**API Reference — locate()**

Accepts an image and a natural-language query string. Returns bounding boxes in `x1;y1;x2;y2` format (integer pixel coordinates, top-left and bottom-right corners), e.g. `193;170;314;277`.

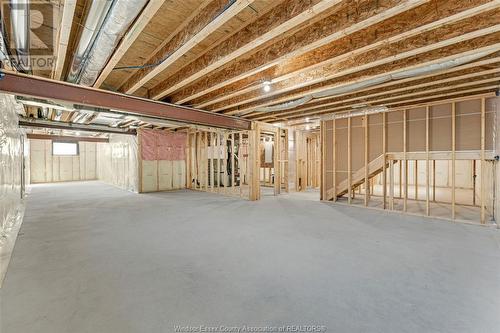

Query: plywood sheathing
148;0;342;100
217;23;500;114
180;1;491;107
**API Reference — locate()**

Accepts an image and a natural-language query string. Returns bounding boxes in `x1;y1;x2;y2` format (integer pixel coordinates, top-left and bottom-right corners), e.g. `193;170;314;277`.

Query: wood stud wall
321;96;496;224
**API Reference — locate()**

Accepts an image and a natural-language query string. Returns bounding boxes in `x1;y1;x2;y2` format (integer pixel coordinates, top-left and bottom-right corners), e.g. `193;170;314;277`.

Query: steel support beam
26;133;109;143
0;71;251;130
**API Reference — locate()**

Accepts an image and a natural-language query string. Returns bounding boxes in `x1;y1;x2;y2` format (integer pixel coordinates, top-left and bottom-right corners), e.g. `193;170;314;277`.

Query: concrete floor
2;181;500;333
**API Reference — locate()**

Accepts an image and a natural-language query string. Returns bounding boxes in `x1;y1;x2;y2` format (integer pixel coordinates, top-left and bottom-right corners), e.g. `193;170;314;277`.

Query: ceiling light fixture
263;80;272;92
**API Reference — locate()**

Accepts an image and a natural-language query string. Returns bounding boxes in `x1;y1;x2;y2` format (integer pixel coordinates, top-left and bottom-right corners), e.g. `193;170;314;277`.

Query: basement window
52;142;79;156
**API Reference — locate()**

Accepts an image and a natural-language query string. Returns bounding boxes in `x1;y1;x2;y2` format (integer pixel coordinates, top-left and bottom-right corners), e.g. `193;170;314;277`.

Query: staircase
327;154;394;200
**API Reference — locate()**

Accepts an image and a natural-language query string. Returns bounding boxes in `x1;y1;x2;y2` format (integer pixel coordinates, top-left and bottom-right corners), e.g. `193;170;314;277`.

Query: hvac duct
8;0;30;72
67;0;148;86
66;0;113;83
251;50;498;114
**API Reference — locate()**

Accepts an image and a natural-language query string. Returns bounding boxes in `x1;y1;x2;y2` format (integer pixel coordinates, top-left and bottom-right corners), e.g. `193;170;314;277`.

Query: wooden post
480;97;486;224
451;102;456;220
321;121;326;200
472;160;476;206
186;131;192;189
210;132;214;191
426;106;430;216
364;115;369;206
414;160;418;201
274;128;281;195
239;132;243;197
382;112;387;209
432;160;436;202
332;119;336;201
284;129;289;193
403;110;407;212
138;128;143;193
217;132;221;191
399;161;402;199
389;157;394;210
204;131;208;191
347;115;352;204
231;133;235;191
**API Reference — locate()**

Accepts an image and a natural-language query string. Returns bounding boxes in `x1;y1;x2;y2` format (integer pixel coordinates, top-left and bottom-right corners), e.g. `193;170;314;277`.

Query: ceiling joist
148;0;350;100
191;1;499;109
221;34;500;115
93;0;166;88
121;0;255;95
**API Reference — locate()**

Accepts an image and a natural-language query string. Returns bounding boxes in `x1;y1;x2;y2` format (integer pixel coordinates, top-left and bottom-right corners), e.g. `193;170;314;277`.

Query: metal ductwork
66;0;113;83
7;0;31;72
250;50;498;114
67;0;148;86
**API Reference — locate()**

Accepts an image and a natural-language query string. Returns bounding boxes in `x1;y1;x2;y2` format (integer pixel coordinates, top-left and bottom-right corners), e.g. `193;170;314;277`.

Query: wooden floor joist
148;0;346;100
175;0;432;106
121;0;255;94
194;1;498;110
252;62;500;121
221;32;500;115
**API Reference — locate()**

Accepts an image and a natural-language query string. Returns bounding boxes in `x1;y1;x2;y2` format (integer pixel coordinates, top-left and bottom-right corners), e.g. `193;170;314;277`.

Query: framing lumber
93;0;166;88
332;118;336;201
364;115;369;206
382;112;387;209
321;121;326;200
52;0;77;80
414;160;418;201
389;157;394;210
231;133;235;190
149;0;345;100
347;115;352;204
253;61;500;121
451;102;456;219
122;0;254;94
276;85;498;122
403;110;407;212
175;0;432;106
425;106;430;216
480;97;486;223
222;36;500;115
195;0;494;109
0;71;251;130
